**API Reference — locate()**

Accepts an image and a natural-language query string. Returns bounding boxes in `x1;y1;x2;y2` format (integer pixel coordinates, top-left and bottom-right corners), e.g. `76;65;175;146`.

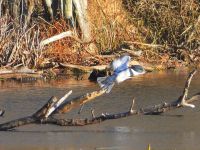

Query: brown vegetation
0;0;199;78
123;0;200;63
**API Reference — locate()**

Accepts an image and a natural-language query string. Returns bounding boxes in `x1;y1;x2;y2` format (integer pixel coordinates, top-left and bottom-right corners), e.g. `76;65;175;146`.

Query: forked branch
0;69;198;130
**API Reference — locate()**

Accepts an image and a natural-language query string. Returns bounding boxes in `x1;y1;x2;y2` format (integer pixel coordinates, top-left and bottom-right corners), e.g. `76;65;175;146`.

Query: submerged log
0;69;198;130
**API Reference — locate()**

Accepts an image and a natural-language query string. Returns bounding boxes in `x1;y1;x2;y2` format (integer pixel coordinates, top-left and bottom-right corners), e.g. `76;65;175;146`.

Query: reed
88;0;135;54
123;0;200;51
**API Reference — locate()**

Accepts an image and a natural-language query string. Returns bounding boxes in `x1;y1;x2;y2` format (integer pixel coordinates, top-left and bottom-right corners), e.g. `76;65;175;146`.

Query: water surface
0;70;200;150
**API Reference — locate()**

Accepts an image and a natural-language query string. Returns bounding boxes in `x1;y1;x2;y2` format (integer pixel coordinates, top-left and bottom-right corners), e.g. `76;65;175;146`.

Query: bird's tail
97;76;115;93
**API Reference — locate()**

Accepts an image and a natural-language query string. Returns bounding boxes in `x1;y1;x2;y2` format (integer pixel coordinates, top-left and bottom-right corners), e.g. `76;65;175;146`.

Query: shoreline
0;59;198;82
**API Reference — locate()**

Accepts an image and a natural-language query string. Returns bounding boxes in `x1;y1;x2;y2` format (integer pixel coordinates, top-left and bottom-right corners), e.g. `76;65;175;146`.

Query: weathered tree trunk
73;0;92;42
0;0;3;17
25;0;35;27
63;0;73;19
8;0;20;23
2;0;35;27
60;0;64;16
64;0;74;26
42;0;92;43
45;0;54;20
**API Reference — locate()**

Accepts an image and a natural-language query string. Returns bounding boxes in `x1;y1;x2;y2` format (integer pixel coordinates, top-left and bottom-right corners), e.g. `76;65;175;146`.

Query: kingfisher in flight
97;55;146;93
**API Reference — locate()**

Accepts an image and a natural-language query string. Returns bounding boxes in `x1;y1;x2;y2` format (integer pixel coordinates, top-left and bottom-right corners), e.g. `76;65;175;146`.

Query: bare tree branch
0;70;199;131
178;69;197;108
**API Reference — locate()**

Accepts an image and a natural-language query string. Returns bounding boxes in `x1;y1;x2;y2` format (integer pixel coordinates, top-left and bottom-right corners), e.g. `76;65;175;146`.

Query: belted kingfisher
97;55;145;93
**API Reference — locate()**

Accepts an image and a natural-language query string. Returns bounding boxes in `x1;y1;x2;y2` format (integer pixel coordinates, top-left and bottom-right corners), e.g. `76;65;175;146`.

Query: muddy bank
0;55;199;82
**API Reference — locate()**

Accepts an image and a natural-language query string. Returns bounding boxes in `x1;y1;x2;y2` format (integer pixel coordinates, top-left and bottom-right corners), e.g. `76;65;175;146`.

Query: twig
78;104;84;114
178;69;197;108
129;99;135;114
0;109;5;117
91;108;95;119
124;41;165;48
121;48;142;57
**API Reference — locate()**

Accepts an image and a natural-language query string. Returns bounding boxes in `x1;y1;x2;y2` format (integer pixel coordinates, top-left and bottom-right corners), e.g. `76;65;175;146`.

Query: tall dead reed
123;0;200;52
88;0;136;54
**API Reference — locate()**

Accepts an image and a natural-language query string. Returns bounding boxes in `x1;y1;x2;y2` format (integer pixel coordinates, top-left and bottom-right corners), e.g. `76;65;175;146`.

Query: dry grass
0;0;199;69
88;0;137;54
39;20;78;63
38;0;135;65
0;14;42;68
123;0;200;51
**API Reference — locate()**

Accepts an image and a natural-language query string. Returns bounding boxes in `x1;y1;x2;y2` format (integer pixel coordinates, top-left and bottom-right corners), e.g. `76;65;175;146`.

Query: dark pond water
0;70;200;150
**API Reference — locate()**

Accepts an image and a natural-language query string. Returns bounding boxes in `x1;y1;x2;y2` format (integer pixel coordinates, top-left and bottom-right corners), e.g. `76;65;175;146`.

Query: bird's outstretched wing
97;76;116;93
97;55;131;93
111;55;130;73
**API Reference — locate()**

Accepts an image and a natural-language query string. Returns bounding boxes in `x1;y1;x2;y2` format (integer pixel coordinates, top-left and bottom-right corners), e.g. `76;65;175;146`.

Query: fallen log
0;67;43;81
0;69;198;130
0;68;39;75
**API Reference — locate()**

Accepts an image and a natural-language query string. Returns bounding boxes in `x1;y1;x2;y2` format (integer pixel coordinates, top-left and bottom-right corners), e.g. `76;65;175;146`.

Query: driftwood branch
56;89;106;114
0;67;42;80
40;31;73;46
59;63;107;72
37;92;200;127
59;60;151;73
0;68;38;75
0;69;198;130
40;31;85;47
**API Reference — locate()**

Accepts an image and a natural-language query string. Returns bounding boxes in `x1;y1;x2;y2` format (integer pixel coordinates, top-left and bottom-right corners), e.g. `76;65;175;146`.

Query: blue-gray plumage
131;65;145;73
97;55;145;93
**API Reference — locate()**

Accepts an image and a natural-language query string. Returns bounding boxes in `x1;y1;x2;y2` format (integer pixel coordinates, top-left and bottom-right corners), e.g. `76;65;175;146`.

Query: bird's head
130;65;146;75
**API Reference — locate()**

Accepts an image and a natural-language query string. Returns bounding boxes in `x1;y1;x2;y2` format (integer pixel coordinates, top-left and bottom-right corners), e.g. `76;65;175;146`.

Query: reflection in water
0;70;200;150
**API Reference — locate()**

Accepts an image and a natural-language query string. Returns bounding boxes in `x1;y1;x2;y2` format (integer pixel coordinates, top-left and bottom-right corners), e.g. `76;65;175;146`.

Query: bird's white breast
115;68;143;83
115;69;131;83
